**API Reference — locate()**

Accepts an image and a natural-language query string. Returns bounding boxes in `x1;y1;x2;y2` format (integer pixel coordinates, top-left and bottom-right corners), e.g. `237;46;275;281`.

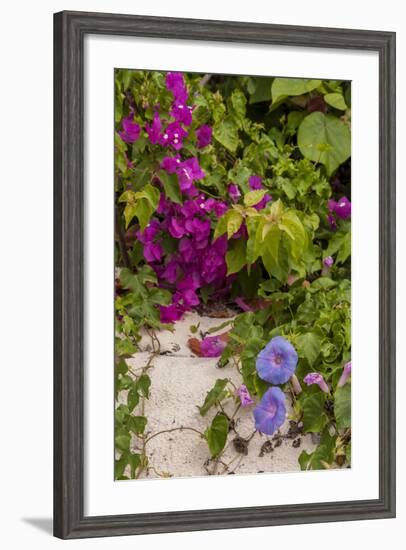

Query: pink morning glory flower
253;387;286;435
236;384;255;407
303;372;330;393
323;256;334;268
196;125;213;148
256;336;298;385
337;361;352;387
290;374;302;395
322;255;334;276
118;114;141;143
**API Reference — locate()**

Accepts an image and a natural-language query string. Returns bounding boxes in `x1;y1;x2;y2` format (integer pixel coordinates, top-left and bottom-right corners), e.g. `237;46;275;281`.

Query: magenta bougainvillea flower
327;213;337;230
160;121;188;150
248;175;263;190
136;221;163;263
256;336;298;385
328;196;351;220
170;101;193;126
161;259;179;283
204;198;228;217
196;125;213;148
248;175;272;210
118;114;141;143
337;361;352;387
177;157;205;194
303;372;330;393
145;111;162;144
200;335;227;357
143;241;163;263
161;156;205;197
228;183;241;202
133;73;235;324
161;155;181;173
165;72;188;103
159;302;185;323
201;235;228;284
236;384;255;407
253;387;286;435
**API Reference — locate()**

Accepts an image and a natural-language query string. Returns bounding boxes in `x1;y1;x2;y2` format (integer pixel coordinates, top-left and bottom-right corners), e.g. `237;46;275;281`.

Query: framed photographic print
54;10;396;539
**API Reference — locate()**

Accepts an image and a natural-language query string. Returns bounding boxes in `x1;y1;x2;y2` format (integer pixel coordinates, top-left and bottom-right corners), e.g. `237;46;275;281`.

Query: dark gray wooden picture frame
54;10;396;539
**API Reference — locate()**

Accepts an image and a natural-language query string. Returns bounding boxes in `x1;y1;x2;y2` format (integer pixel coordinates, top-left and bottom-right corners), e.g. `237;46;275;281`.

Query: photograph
114;69;352;480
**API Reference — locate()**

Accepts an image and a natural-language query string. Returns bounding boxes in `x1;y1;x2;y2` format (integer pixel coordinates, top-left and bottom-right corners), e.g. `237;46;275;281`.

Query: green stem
144;426;205;445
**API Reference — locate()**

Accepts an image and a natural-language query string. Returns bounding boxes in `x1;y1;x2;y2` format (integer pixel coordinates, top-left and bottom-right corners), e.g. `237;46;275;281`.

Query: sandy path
120;312;316;479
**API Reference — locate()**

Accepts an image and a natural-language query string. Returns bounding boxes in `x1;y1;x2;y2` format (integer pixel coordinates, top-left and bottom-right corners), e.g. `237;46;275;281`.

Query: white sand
120;312;316;479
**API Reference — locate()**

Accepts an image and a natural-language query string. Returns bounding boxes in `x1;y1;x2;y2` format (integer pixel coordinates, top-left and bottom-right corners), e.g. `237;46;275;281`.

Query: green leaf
128;415;147;435
269;199;284;221
127;453;141;478
296;332;322;366
302;392;327;432
114;456;127;479
310;277;338;291
244;189;268;207
213;213;228;240
249;77;273;104
334;383;351;430
298;428;335;470
272;78;322;104
226;238;246;275
137;183;160;209
261;226;286;281
115;430;131;452
324;92;347;111
298;112;351;175
336;232;351;264
213;117;239;152
136;374;151;399
127;385;140;411
287;111;306;131
115;338;136;357
205;414;229;457
326;230;351;264
199;379;229;416
149;287;172;305
246;217;262;265
279;211;307;259
230;89;247;126
158;170;182;204
226;210;243;238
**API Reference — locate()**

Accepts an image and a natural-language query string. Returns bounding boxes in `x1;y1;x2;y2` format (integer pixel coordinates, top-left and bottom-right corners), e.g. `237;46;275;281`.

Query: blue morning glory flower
256;336;298;385
253;387;286;435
